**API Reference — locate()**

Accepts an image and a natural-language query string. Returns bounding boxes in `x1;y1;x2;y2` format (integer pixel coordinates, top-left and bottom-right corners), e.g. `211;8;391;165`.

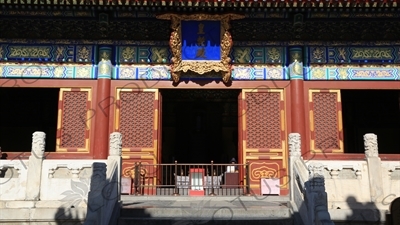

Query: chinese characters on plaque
156;13;244;83
181;21;221;61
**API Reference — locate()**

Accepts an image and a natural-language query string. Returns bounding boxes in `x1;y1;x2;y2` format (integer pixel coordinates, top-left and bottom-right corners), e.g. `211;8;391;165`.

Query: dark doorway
161;89;240;164
0;88;59;153
341;89;400;154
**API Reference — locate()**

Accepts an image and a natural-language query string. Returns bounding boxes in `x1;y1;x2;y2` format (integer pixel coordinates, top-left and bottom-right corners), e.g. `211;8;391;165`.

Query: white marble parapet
0;159;29;201
40;160;107;201
306;160;365;178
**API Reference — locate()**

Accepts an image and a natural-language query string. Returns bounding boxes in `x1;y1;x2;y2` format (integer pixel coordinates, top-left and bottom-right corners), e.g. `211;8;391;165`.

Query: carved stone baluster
364;133;383;202
355;170;362;179
329;169;340;179
364;133;379;158
289;133;301;158
109;132;122;157
327;165;342;179
107;132;122;202
289;133;301;203
68;164;82;179
307;163;334;225
25;131;46;201
48;165;57;178
308;163;325;191
85;162;107;224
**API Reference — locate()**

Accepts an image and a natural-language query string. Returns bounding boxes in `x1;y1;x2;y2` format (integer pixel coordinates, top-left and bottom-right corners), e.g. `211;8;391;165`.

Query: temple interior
160;89;240;164
0;87;59;152
342;89;400;154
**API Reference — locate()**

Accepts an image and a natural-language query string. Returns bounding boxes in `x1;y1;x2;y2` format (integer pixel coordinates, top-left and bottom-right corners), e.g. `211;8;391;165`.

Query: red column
289;46;307;156
93;78;111;159
93;46;113;159
290;79;307;156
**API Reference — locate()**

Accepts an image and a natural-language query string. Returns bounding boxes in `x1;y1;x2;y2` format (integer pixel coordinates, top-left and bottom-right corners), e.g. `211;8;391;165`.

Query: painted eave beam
0;0;398;7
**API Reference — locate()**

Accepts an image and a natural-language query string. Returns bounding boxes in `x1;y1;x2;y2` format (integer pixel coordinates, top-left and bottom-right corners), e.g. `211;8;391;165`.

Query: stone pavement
119;195;294;224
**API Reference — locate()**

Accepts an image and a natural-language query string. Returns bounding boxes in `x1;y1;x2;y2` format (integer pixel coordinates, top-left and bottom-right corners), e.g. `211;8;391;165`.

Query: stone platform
119;195;294;225
0;200;86;225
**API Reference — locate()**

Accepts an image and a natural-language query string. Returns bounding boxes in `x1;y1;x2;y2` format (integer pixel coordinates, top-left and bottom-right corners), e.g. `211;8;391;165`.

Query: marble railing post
99;132;123;225
25;131;46;201
108;132;122;200
84;162;107;225
307;163;334;225
364;133;384;202
289;133;302;202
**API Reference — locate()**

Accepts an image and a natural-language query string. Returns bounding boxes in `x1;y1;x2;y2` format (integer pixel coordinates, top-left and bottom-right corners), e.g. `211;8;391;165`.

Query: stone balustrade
0;131;122;225
289;132;400;225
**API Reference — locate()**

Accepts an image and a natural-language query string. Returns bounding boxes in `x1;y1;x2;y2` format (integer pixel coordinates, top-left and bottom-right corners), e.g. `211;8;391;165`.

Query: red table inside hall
225;172;239;188
189;168;205;196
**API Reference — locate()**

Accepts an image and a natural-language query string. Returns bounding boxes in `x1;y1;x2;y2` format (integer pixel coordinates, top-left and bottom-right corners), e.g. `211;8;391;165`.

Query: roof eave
0;0;398;7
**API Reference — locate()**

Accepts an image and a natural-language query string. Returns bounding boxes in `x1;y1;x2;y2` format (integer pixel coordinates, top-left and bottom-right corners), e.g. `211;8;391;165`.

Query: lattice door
115;89;159;160
240;89;288;195
115;88;160;191
56;88;92;152
309;90;343;153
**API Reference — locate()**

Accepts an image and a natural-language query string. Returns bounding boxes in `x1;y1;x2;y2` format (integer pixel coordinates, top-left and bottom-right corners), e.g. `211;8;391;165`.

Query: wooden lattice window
115;89;159;154
56;88;92;152
309;90;343;153
245;91;282;149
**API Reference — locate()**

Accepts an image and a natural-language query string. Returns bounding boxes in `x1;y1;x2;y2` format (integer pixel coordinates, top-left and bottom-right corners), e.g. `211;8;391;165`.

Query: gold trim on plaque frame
156;13;244;83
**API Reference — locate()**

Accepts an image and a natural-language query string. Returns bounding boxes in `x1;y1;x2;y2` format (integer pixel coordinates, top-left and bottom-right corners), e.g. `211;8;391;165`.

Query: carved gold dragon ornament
157;13;244;83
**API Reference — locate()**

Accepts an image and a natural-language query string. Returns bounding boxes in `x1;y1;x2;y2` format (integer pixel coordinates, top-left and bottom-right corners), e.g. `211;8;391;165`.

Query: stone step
120;196;293;225
118;218;294;225
120;205;292;218
0;200;86;224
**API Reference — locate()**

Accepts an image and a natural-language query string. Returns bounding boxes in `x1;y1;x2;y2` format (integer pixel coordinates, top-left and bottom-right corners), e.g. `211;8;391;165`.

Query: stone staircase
118;196;295;225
